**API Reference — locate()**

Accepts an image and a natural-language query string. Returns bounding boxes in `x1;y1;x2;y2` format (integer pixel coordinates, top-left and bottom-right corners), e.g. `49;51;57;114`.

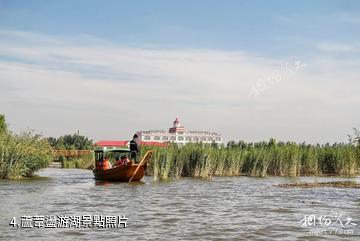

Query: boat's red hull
93;164;145;182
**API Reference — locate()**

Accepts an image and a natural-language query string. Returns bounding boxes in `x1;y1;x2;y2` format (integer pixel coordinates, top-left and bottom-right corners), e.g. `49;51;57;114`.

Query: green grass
0;131;53;179
142;141;359;180
61;153;95;169
57;140;359;180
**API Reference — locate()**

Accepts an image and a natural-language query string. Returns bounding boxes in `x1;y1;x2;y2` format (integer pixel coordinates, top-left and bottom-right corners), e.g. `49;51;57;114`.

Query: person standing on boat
130;134;140;163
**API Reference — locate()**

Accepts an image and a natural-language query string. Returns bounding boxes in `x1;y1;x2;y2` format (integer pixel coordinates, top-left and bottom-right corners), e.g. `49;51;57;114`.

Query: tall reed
142;140;359;180
0;131;53;179
61;153;95;169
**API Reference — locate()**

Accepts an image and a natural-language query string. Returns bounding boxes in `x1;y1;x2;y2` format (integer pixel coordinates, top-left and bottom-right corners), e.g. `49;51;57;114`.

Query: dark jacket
129;139;140;153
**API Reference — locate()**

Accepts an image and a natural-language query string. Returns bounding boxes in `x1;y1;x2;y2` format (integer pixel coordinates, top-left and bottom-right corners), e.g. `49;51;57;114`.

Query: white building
136;118;223;145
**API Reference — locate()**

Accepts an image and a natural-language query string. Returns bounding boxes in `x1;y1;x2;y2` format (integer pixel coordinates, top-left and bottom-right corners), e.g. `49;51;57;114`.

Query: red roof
95;140;128;147
174;117;180;123
95;140;169;147
140;141;169;147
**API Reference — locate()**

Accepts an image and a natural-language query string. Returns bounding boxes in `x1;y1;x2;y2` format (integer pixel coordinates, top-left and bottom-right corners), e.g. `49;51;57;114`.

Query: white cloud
0;30;359;143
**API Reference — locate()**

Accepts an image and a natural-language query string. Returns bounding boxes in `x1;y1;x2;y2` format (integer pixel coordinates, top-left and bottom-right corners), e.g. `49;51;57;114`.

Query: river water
0;168;359;240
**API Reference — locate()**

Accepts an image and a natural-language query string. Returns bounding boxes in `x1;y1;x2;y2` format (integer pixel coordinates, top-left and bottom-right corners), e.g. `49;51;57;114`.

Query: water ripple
0;168;359;240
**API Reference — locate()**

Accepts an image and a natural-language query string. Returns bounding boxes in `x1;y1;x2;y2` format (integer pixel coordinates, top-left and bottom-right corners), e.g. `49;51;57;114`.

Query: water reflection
94;180;145;186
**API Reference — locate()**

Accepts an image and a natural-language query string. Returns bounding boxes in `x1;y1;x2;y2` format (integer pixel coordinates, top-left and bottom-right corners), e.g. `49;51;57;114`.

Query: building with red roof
136;117;223;145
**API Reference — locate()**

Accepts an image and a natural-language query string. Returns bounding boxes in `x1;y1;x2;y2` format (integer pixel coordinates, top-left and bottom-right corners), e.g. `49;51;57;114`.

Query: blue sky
1;0;360;55
0;0;359;143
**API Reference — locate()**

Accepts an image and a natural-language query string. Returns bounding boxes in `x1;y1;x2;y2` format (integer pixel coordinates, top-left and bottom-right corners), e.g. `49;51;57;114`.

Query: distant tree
227;140;237;148
0;114;7;133
47;133;93;150
237;140;247;149
47;137;57;147
254;141;267;148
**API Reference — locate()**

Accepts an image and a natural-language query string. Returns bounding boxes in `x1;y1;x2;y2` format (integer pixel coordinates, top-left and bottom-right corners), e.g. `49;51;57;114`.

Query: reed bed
0;131;53;179
61;153;95;169
143;141;359;180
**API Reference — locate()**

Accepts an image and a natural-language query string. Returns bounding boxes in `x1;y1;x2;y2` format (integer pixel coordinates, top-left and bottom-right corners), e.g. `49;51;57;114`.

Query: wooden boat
93;148;154;182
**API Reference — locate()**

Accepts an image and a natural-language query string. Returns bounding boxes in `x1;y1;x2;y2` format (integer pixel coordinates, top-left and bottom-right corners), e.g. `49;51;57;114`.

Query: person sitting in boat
115;155;131;166
122;155;131;165
114;156;124;167
103;157;112;170
114;156;120;166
